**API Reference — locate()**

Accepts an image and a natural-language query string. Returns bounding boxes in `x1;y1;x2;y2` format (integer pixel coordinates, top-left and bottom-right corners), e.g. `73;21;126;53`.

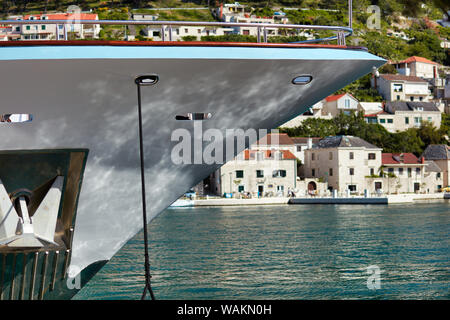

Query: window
408;168;412;177
370;168;375;176
419;97;423;101
257;152;263;161
256;170;264;178
26;26;30;30
238;185;244;193
297;146;302;152
380;119;386;123
410;96;414;101
329;168;333;176
311;153;315;161
416;168;421;174
399;168;403;175
58;25;63;30
15;26;20;32
368;153;376;160
349;152;354;160
312;169;315;177
375;182;382;190
184;28;188;33
344;99;350;108
41;25;46;30
236;170;244;178
388;168;394;174
437;172;441;179
387;119;393;123
348;185;357;191
396;95;400;101
405;117;409;124
273;170;286;178
349;168;354;175
428;117;432;122
277;185;284;192
329;152;333;160
292;75;313;85
393;84;403;92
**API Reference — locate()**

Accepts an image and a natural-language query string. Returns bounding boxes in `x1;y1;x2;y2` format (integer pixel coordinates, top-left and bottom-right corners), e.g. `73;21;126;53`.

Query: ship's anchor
0;177;63;247
135;75;159;300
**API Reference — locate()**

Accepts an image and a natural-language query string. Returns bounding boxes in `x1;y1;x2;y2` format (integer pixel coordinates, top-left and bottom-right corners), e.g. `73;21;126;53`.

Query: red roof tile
242;149;296;160
255;133;294;146
397;56;438;65
23;13;98;20
382;153;422;165
290;137;321;144
324;93;357;102
380;74;427;83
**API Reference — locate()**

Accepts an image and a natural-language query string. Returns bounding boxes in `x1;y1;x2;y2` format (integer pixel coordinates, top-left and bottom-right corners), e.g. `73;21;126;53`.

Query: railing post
168;25;172;41
263;27;267;43
161;24;165;41
257;26;261;43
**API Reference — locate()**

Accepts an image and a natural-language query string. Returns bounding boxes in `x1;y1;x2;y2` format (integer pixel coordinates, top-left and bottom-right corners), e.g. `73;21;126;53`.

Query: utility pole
348;0;352;29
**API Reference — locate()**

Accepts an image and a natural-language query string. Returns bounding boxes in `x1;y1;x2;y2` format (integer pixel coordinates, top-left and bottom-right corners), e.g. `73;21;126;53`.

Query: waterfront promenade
172;192;448;207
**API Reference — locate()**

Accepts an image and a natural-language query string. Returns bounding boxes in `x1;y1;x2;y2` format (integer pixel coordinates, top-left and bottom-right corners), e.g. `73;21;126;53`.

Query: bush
181;35;197;41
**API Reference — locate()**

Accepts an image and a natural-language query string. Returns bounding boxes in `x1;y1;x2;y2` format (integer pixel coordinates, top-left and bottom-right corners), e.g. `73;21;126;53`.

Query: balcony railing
0;19;353;45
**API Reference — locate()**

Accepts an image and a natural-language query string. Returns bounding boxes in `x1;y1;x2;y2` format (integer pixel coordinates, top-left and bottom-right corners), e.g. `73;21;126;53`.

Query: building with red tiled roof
254;133;294;147
380;152;443;193
242;149;297;160
322;92;359;117
382;153;423;165
8;12;100;41
392;56;440;79
211;144;298;197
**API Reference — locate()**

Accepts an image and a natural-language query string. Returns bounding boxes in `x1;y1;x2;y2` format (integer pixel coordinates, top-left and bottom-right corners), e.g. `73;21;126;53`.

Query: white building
143;25;234;41
131;13;158;21
213;149;298;197
372;74;432;102
392;56;439;79
322;93;359;116
9;12;100;40
250;133;296;154
215;2;288;37
422;144;450;188
304;136;382;194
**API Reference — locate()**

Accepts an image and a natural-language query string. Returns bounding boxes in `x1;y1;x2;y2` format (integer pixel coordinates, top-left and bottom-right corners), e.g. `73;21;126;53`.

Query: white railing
0;19;353;45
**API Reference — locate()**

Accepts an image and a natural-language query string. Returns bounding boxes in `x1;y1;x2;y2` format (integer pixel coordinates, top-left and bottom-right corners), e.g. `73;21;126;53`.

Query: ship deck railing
0;19;353;45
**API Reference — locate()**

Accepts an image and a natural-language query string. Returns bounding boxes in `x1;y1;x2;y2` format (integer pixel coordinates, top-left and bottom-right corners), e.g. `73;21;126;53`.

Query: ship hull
0;45;385;298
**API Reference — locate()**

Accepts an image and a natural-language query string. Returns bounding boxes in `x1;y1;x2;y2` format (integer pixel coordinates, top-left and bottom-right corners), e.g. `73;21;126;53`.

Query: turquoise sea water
74;201;449;300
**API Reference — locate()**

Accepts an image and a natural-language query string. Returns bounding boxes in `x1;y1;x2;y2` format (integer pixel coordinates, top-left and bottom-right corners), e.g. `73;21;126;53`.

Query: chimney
433;66;437;79
307;137;312;149
372;67;379;88
421;156;425;164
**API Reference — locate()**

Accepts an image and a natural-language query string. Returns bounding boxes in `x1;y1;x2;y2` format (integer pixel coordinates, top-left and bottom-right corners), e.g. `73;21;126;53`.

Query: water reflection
75;201;449;300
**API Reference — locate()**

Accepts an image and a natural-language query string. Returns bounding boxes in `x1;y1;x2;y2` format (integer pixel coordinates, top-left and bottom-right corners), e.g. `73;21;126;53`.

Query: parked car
439;186;450;192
